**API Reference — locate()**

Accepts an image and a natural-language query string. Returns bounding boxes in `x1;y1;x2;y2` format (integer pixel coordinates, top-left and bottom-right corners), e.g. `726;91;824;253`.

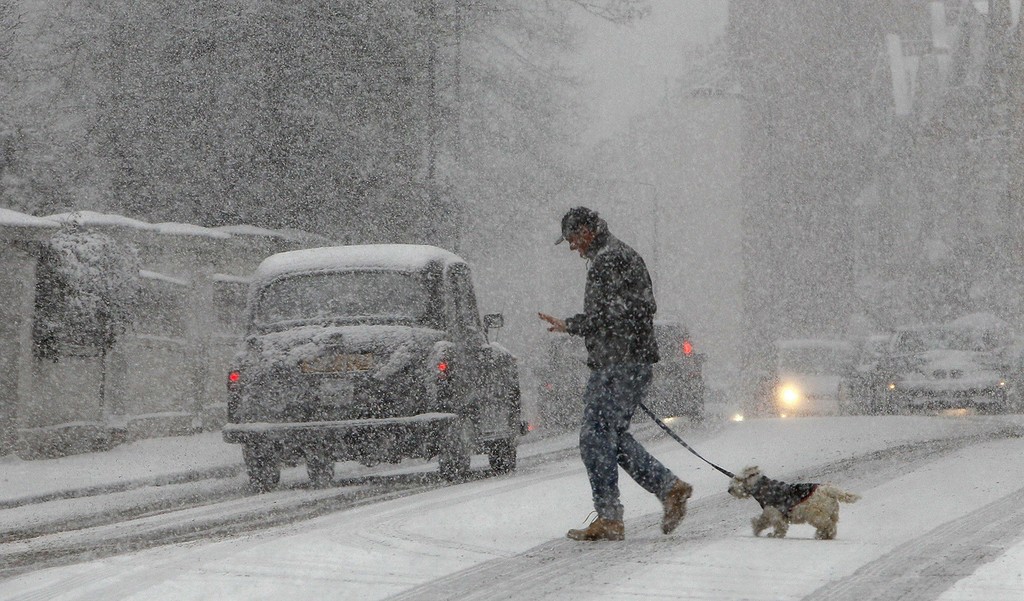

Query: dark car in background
881;313;1012;414
222;244;523;491
648;320;707;422
535;319;706;429
535;335;589;430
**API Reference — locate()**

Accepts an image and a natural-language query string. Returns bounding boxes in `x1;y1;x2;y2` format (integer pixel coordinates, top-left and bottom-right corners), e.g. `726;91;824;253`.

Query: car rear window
254;270;429;327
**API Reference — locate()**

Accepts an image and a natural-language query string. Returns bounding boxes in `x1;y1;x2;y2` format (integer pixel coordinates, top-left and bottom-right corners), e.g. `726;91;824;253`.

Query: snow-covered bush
33;228;141;359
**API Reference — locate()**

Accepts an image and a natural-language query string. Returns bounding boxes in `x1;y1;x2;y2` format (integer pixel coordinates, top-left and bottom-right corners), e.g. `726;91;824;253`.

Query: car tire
488;438;517;473
439;419;472;481
243;443;281;493
306;453;335;488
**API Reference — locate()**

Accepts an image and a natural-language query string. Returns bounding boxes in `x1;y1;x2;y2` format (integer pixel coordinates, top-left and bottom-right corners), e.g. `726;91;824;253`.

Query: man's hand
538;312;567;333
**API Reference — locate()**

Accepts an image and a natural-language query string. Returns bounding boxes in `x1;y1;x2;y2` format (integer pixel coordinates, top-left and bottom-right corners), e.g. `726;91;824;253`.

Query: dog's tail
818;484;860;503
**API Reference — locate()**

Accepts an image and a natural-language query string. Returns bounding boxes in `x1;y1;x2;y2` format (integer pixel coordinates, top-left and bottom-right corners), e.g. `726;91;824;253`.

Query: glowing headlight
777;384;802;408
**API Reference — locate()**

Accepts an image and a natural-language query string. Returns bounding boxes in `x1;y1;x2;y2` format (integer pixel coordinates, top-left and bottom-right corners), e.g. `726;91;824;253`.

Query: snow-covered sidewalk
0;432;242;507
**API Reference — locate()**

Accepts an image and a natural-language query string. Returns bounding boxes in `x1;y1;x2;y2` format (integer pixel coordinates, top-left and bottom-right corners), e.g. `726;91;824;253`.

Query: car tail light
227;369;241;391
437;361;449;379
682;340;694;356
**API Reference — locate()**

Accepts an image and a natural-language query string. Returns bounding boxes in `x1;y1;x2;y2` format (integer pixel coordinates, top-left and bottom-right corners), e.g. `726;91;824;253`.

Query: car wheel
306;453;335;488
243;443;281;493
439;419;472;481
488;438;517;473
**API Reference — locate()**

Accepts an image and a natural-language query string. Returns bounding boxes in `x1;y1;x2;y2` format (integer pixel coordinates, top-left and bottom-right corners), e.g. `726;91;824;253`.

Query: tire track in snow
802;483;1024;601
384;430;1015;601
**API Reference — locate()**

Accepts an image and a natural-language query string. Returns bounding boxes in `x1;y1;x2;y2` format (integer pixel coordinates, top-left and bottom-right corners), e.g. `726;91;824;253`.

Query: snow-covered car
222;244;524;491
770;338;855;417
880;313;1011;414
535;320;706;429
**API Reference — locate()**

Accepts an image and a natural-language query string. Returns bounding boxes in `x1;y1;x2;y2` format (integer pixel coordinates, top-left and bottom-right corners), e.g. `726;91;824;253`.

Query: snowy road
0;434;586;578
2;414;1023;600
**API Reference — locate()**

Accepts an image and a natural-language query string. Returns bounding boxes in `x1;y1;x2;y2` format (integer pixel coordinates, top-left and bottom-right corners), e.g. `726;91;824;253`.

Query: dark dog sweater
749;476;819;516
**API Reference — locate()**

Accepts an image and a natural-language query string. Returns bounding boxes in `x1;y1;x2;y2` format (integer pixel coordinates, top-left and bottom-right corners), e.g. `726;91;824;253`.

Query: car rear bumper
222;412;458;447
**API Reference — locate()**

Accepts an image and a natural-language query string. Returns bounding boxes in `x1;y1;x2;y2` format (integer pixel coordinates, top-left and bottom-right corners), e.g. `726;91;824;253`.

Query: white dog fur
727;466;859;540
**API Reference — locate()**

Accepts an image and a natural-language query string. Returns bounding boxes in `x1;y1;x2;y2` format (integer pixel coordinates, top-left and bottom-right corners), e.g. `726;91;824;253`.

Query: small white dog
727;466;859;540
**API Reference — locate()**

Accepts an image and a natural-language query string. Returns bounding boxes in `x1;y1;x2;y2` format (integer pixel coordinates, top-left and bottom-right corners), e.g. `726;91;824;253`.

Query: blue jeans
580;363;677;521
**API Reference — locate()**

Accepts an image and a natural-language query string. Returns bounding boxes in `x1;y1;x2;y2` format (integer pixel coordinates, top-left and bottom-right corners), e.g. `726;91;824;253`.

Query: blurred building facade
729;0;1022;390
0;209;322;458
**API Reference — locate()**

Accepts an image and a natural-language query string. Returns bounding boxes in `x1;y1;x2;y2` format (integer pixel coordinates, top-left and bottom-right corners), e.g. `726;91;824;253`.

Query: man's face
566;227;594;258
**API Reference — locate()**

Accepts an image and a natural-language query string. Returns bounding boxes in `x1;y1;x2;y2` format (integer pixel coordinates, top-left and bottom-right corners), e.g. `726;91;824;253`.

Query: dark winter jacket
749;476;819;516
564;231;660;369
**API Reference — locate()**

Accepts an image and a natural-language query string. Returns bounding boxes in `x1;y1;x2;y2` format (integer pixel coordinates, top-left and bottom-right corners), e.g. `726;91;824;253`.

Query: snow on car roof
45;210;156;230
0;208;59;229
212;273;252;284
894;313;1009;334
213;224;297;240
946;312;1007;330
152;222;232;239
777;338;853;350
254;244;466;281
140;269;190;287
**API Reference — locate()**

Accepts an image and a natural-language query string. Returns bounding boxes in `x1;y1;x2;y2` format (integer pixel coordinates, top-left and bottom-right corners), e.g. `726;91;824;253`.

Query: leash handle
637;401;734;479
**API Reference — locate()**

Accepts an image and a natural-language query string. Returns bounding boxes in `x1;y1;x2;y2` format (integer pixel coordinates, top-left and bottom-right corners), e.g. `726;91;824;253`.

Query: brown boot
566;517;625;541
662;479;693;534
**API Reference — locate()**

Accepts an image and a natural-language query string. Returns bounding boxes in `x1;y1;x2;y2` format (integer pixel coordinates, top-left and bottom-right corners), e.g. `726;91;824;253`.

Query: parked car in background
222;244;523;491
838;334;892;414
769;338;855;417
535;335;589;430
648;320;706;423
535;319;707;429
881;313;1012;414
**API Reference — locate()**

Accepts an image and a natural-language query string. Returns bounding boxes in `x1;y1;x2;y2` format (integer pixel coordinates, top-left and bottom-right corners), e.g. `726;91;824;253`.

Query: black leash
637;401;734;478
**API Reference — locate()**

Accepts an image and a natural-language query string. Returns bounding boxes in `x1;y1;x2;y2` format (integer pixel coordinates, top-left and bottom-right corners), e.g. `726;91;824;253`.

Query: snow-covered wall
0;210;58;456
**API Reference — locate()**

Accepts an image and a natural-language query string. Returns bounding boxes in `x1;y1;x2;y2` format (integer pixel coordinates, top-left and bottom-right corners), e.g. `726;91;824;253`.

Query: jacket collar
583;230;611;260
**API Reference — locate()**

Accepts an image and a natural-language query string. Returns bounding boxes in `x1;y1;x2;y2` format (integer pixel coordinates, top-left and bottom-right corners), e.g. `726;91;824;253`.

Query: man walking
539;206;692;541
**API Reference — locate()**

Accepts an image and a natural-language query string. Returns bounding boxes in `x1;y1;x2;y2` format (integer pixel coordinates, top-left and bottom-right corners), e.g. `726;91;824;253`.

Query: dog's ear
743;466;760;478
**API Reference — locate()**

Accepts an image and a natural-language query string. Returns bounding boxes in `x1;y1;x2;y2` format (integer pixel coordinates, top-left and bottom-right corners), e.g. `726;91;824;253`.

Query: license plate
319;378;354;405
478;402;504;433
301;353;375;373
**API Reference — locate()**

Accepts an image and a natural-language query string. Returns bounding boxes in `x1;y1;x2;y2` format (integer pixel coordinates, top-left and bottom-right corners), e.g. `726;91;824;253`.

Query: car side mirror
483;313;504;330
